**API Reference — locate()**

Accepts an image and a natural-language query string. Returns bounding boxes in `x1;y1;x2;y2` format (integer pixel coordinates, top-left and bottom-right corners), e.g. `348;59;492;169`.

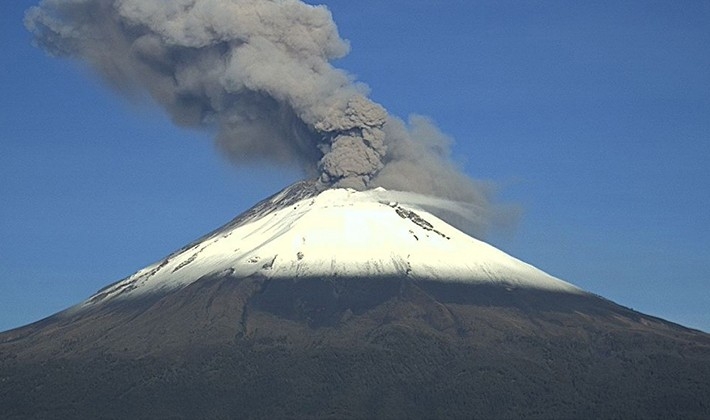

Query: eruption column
26;0;498;235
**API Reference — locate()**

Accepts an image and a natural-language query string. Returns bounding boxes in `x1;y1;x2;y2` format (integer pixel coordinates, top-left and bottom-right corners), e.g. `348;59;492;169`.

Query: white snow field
85;184;582;306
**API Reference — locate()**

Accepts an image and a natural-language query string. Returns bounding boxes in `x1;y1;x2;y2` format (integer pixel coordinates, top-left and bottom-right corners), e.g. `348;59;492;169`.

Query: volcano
1;181;709;419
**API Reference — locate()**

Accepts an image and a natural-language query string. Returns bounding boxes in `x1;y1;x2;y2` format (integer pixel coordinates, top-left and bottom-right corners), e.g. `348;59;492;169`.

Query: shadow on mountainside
1;276;709;419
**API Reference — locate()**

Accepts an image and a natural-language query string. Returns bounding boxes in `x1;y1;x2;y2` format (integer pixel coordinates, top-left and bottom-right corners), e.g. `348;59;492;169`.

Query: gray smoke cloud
25;0;500;236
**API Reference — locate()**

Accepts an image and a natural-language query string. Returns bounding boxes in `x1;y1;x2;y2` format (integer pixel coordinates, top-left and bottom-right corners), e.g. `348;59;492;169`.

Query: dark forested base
2;276;709;419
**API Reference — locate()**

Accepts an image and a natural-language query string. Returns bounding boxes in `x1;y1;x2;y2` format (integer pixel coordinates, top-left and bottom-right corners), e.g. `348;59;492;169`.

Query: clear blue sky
2;1;708;333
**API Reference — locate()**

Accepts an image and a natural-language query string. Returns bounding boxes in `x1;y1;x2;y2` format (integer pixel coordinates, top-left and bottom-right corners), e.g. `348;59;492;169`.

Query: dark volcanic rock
1;276;709;419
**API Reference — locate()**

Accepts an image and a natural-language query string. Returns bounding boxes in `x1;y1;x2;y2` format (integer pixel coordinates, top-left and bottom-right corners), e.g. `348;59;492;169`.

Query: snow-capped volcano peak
86;182;581;306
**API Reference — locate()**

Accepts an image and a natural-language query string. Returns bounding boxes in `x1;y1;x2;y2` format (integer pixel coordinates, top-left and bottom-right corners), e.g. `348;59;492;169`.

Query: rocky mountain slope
1;182;709;419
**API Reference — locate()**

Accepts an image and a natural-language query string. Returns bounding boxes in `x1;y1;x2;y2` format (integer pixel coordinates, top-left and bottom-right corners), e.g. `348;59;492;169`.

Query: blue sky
1;0;708;332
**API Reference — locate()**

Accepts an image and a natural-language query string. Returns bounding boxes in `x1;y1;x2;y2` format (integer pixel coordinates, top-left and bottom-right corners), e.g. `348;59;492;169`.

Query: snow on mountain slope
85;182;582;306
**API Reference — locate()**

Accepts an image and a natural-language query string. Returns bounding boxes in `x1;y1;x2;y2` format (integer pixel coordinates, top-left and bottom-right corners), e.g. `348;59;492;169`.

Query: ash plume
25;0;498;235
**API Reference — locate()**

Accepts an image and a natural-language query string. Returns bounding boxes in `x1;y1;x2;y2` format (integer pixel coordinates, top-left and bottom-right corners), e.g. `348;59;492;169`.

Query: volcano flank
1;182;709;419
